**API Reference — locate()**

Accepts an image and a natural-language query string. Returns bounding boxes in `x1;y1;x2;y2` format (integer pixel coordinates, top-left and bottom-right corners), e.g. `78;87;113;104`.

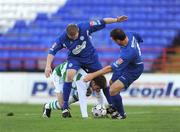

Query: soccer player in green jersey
43;62;107;118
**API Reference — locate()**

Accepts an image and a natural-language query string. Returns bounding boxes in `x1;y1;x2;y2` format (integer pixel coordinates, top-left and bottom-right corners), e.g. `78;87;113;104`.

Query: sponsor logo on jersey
72;41;86;55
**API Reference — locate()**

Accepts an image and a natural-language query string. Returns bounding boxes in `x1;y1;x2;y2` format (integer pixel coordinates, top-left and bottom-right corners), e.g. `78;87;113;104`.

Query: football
91;104;107;118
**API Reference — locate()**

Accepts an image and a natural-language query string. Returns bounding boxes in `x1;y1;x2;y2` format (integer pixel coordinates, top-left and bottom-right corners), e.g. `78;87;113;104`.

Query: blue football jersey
111;32;144;74
48;19;106;61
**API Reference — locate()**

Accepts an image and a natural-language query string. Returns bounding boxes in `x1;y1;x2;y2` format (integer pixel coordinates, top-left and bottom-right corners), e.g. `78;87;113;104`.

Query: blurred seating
0;0;179;71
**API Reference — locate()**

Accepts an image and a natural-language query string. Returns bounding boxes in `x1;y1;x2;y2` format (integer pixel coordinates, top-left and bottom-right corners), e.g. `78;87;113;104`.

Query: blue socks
103;87;125;116
103;87;113;104
111;93;125;116
63;82;72;110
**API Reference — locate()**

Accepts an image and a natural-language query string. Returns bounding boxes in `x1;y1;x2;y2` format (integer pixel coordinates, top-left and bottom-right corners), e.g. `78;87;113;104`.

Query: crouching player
42;62;107;118
84;28;144;119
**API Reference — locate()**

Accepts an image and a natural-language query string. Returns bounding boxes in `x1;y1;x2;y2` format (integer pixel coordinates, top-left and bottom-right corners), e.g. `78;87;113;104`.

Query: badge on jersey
68;63;73;68
116;58;124;65
90;20;101;26
113;58;124;68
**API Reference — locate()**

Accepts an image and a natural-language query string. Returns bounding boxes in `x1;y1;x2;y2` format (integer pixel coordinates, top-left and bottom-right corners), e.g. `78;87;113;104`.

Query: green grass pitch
0;104;180;132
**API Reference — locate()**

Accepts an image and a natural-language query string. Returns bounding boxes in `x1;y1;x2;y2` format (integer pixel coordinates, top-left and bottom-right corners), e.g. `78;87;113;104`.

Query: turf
0;104;180;132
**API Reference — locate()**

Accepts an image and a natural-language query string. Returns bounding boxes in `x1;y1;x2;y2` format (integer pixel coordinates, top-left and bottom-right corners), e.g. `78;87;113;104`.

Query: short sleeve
48;34;66;55
81;19;106;34
111;51;135;71
133;33;143;43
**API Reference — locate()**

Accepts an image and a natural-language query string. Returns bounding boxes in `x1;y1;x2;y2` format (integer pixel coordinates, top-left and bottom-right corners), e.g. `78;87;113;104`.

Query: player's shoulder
121;45;135;58
127;31;139;35
57;30;68;40
128;32;143;43
77;22;86;28
132;32;141;38
127;32;139;38
126;32;134;39
55;31;70;46
77;22;89;31
121;48;134;56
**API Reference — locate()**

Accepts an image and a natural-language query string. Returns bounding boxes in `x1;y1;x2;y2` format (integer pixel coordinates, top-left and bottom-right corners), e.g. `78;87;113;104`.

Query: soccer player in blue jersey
45;16;128;118
84;28;144;119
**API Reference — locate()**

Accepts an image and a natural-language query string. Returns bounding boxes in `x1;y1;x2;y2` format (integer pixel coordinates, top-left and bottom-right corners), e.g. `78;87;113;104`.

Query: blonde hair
66;24;79;37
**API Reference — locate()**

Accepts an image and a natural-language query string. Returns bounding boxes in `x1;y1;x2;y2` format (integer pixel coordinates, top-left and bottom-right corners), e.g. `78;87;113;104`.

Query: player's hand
117;15;128;22
45;66;52;78
83;73;95;82
109;80;113;86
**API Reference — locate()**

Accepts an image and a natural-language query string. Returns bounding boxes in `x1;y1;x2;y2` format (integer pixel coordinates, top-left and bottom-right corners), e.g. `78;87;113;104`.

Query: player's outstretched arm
45;54;54;78
84;66;112;82
103;15;128;24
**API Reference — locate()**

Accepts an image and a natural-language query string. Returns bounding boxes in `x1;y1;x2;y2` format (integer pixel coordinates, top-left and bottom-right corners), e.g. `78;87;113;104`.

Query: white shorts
51;68;88;93
51;70;64;93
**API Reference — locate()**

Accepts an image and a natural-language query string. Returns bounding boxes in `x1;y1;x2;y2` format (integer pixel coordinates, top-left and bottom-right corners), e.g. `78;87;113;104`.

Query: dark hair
110;28;126;41
66;24;79;37
93;75;107;89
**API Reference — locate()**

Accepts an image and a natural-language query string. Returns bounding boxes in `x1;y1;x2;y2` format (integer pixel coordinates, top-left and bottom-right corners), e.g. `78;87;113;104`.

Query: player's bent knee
109;80;125;96
66;69;77;82
66;74;74;82
109;88;117;96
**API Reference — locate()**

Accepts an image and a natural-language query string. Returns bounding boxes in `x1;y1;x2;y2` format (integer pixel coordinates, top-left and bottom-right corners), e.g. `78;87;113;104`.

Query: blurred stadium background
0;0;180;72
0;0;180;132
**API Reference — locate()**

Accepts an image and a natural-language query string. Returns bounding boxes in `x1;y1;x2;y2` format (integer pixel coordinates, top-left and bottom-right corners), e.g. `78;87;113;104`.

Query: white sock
45;100;61;110
69;89;79;104
45;103;50;109
76;80;89;118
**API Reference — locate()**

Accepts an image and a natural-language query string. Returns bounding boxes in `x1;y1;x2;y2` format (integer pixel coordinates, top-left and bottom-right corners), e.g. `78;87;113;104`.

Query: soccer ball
91;104;107;118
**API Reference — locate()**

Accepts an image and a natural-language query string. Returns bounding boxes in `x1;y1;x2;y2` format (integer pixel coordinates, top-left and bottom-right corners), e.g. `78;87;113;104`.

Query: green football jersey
54;62;86;82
